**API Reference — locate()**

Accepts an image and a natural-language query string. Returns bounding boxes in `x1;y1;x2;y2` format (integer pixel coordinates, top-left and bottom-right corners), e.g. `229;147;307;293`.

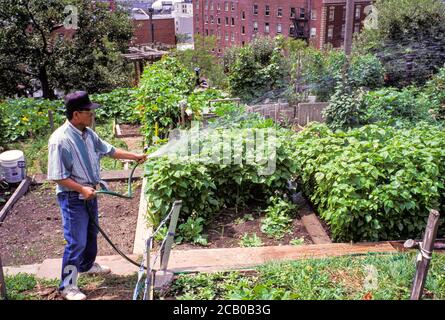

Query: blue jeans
57;191;98;290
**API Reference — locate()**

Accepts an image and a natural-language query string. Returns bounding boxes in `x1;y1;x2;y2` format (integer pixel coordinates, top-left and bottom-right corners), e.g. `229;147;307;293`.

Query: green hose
85;162;146;269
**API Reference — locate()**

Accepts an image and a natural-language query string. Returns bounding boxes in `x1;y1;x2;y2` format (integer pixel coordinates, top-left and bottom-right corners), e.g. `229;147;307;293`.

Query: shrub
363;87;432;124
227;37;288;102
293;123;445;242
323;82;367;131
421;66;445;121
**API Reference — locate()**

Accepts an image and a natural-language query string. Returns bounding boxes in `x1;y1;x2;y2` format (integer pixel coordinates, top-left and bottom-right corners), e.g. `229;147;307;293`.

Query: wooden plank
32;168;144;185
162;242;397;273
0;177;31;223
301;213;332;244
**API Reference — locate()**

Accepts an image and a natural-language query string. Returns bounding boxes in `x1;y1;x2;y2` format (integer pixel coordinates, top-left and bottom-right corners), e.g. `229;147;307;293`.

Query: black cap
65;91;100;112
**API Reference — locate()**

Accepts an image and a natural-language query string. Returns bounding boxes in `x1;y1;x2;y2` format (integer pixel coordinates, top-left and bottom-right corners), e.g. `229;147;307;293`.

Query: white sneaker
61;286;87;301
81;262;111;275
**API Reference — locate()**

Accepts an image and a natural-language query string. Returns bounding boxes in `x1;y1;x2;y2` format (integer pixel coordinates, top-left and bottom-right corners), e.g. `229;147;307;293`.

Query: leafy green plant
290;237;305;246
323;81;367;131
227;37;289;102
177;216;208;246
363;87;432;124
260;196;297;240
134;56;194;144
239;233;264;247
91;88;139;124
0;98;64;143
5;273;37;300
293;123;445;241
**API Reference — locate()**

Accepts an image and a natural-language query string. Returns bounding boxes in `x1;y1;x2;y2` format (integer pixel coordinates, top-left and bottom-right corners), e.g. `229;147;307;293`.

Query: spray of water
146;126;213;159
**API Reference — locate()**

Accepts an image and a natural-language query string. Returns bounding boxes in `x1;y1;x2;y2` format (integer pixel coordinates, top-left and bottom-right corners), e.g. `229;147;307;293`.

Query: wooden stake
410;209;440;300
0;254;6;300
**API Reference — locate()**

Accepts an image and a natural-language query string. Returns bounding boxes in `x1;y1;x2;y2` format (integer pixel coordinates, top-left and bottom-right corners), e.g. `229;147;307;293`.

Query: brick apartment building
193;0;372;54
132;14;176;45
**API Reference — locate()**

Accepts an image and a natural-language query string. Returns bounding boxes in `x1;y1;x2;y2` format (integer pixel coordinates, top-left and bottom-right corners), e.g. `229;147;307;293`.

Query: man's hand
81;186;96;200
134;153;147;164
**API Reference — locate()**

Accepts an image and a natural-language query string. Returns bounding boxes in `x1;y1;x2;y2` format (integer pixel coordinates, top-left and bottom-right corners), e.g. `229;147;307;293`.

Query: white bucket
0;150;26;183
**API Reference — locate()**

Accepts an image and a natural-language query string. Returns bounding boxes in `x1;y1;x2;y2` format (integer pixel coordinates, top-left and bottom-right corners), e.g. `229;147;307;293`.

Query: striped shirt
47;120;116;194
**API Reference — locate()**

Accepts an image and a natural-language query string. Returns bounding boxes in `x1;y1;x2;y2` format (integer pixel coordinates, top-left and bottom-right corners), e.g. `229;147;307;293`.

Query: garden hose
84;162;146;269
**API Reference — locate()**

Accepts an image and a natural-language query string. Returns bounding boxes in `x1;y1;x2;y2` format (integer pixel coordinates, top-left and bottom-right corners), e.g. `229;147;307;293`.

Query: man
47;91;146;300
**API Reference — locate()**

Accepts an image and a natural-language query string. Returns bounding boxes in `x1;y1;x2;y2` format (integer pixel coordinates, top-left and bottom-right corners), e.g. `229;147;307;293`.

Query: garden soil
0;181;141;266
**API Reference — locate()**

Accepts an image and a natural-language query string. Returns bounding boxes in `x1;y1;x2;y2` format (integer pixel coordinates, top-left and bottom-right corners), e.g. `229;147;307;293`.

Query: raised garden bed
166;205;313;251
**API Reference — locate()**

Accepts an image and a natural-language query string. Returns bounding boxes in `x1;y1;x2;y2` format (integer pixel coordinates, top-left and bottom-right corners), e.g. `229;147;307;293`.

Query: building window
225;16;229;25
231;32;235;41
225;32;229;40
277;23;282;34
355;5;361;19
354;22;360;33
210;29;214;35
231;17;235;26
242;25;245;34
253;4;258;15
205;29;209;35
289;24;295;35
225;1;229;11
196;16;199;22
242;41;245;46
196;1;199;9
265;5;270;16
328;25;333;39
277;7;283;17
217;17;221;24
242;11;246;19
341;24;345;38
217;2;220;11
210;0;213;10
342;6;346;20
205;15;208;23
217;30;221;38
210;15;214;23
265;22;270;33
310;27;316;38
290;7;296;18
329;7;335;21
231;2;235;11
311;9;317;20
253;21;258;32
205;0;208;10
300;8;305;19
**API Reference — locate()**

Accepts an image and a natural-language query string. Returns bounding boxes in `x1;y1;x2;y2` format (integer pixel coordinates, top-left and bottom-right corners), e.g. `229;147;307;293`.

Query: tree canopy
354;0;445;87
0;0;133;99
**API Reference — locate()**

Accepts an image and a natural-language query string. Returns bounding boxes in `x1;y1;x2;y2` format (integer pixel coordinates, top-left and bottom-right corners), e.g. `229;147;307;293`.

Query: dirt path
0;181;141;266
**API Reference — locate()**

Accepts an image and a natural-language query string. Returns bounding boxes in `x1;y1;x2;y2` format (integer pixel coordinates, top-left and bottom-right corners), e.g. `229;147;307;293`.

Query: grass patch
163;253;445;300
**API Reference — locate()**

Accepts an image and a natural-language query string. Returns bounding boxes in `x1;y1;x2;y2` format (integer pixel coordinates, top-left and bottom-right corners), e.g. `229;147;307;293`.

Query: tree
174;35;227;88
0;0;133;99
354;0;445;87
